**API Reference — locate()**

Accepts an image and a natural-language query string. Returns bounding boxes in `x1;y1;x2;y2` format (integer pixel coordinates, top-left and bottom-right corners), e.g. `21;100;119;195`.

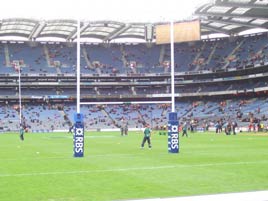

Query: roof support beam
68;22;90;41
28;21;46;40
103;24;131;42
205;18;262;29
215;0;268;9
195;11;268;20
202;24;230;35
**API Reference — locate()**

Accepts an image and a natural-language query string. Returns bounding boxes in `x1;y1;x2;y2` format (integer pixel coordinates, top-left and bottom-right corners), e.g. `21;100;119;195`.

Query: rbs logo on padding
169;124;178;149
168;123;179;153
74;125;84;157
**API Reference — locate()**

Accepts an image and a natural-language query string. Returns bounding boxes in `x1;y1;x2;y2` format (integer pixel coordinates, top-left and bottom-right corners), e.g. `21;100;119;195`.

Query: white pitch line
1;160;268;178
0;165;176;177
126;190;268;201
0;153;159;161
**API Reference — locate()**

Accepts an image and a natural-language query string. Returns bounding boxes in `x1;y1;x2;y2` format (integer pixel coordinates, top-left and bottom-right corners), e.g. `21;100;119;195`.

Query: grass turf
0;131;268;201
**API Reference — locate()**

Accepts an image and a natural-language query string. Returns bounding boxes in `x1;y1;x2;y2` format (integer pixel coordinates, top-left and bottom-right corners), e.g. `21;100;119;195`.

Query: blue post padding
168;112;179;153
73;113;84;157
74;113;83;123
169;112;177;121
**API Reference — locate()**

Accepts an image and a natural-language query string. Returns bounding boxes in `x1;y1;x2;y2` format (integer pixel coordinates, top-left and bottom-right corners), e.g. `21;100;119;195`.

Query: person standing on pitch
124;122;128;136
120;125;124;136
68;124;74;133
20;124;24;141
141;124;152;149
182;122;188;137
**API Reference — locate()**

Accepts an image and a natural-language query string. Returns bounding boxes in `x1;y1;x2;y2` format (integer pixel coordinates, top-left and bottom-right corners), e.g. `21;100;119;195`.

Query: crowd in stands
1;97;268;133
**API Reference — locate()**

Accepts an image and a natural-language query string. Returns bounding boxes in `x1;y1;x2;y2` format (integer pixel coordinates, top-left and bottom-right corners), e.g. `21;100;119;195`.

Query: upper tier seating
1;33;268;75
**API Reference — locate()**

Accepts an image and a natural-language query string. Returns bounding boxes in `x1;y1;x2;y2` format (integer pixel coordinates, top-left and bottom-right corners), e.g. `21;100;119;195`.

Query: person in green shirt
182;122;188;137
141;124;152;149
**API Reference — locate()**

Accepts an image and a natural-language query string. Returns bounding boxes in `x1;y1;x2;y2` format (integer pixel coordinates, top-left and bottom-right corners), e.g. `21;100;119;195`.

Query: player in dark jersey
19;124;24;141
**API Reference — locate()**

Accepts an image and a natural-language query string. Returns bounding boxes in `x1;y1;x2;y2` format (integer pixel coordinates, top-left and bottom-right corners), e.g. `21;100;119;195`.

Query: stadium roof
195;0;268;36
0;19;151;42
0;0;267;42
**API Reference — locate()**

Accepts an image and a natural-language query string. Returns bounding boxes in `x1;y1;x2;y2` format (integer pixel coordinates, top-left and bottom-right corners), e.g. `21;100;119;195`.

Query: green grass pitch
0;131;268;201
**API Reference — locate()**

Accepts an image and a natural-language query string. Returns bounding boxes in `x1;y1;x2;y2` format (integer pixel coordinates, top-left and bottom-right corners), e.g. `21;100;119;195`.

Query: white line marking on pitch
1;160;268;177
125;190;268;201
0;153;158;161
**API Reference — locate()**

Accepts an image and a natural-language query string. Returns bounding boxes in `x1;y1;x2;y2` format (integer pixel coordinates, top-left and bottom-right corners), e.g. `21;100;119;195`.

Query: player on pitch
141;124;152;149
20;124;24;141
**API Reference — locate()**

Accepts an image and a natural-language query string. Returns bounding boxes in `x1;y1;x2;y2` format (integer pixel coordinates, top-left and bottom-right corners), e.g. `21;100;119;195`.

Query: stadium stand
1;32;268;132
